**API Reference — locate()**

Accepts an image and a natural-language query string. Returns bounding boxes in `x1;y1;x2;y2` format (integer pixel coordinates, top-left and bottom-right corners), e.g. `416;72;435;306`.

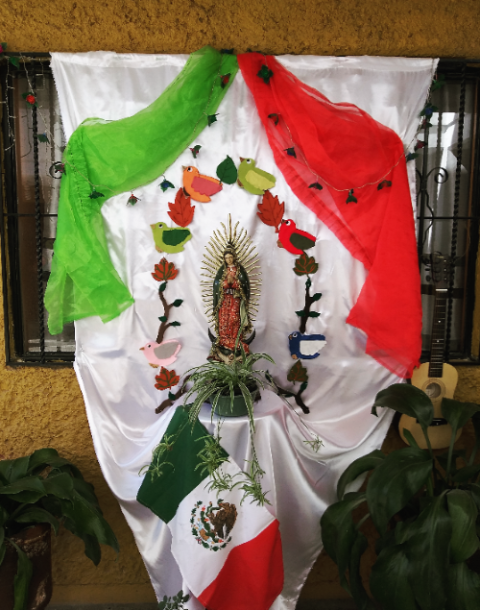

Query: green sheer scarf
45;46;238;334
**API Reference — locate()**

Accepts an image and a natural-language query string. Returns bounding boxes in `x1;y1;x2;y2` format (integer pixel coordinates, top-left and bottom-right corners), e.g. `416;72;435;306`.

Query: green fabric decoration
45;46;238;334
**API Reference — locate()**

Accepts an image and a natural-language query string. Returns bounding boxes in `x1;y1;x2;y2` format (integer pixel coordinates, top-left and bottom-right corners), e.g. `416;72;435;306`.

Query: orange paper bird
182;166;223;202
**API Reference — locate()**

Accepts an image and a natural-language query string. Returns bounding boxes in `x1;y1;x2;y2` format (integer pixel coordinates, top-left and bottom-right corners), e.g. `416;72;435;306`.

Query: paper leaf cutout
89;189;104;199
293;252;318;276
420;103;438;118
377;180;392;191
155;367;180;391
207;114;218;126
159;282;167;292
127;194;140;206
160;178;175;192
221;48;234;54
52;162;66;175
287;361;308;384
295;310;307;317
257;191;284;233
268;113;279;126
309;182;323;190
168;188;195;227
285;147;296;158
37;133;49;143
189;145;201;158
220;73;231;88
216;156;237;184
173;299;183;307
406;152;419;162
432;74;446;91
170;321;181;327
152;258;179;282
312;292;322;302
9;56;19;68
257;64;274;84
346;189;357;204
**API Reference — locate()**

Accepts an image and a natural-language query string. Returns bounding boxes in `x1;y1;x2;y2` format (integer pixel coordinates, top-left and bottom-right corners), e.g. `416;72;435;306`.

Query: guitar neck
428;288;448;378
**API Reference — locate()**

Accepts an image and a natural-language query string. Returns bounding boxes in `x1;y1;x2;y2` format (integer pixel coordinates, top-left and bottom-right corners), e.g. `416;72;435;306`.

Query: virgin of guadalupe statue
201;216;261;363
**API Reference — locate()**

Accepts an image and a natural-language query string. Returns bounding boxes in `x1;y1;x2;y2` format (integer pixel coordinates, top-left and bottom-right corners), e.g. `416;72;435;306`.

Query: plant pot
213;389;259;417
0;523;52;610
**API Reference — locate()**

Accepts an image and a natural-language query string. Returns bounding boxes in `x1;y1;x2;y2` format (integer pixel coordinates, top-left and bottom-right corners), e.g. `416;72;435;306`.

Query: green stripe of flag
137;407;228;523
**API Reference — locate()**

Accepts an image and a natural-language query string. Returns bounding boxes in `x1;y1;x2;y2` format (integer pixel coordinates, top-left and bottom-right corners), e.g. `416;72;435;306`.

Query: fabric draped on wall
45;47;238;334
47;48;437;609
238;53;422;378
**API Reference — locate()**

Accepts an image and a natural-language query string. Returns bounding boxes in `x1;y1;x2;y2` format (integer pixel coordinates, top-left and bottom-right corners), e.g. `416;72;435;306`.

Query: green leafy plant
158;590;189;610
183;347;275;505
0;448;119;610
321;383;480;610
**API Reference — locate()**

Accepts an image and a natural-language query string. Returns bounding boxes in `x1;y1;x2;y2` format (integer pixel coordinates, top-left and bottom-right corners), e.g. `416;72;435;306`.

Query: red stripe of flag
198;520;284;610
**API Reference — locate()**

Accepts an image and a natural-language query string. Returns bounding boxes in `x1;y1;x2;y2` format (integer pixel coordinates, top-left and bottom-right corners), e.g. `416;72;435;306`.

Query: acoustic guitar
399;253;461;449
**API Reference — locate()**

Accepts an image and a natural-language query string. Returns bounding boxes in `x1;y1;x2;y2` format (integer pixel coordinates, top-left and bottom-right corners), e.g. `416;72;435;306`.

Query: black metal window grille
1;55;74;365
1;56;480;366
416;60;480;364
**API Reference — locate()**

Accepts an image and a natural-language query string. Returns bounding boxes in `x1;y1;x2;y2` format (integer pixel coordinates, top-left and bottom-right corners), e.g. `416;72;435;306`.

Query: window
1;56;479;366
415;60;480;363
1;56;74;365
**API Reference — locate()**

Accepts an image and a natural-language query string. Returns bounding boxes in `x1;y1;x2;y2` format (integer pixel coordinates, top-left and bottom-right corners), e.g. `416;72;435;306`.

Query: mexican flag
137;407;284;610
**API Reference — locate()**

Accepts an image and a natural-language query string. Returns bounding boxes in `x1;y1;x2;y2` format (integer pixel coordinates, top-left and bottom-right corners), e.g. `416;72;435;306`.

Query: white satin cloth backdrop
51;52;437;609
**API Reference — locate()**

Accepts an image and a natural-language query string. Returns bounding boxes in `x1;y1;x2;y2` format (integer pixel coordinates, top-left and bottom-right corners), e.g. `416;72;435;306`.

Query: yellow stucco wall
1;0;480;604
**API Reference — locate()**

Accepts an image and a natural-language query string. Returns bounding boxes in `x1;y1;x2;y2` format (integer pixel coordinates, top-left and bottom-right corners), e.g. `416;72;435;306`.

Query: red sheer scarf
238;53;421;378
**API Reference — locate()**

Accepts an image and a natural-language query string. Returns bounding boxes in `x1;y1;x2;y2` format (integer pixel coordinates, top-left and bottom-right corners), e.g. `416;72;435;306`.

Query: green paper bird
237;157;276;195
150;222;192;254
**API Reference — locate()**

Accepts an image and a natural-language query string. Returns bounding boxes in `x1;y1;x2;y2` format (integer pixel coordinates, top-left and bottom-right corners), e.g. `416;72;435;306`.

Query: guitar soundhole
425;382;442;398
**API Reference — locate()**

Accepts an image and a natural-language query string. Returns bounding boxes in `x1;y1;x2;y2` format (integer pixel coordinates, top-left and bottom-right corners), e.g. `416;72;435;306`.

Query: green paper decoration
257;64;274;84
377;180;392;190
36;133;49;143
285;147;296;158
127;194;140;206
346;189;357;204
216;155;238;184
268;113;279;125
207;113;218;126
9;56;19;68
309;182;323;190
89;189;104;199
160;178;175;192
220;74;231;88
189;144;201;158
221;49;234;54
406;152;418;162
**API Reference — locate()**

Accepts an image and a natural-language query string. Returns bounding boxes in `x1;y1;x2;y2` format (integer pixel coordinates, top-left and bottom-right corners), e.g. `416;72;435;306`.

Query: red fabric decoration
238;53;421;378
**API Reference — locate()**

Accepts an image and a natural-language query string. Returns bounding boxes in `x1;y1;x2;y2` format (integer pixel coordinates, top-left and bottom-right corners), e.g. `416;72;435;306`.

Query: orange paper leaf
168;188;195;227
152;258;179;282
287;361;308;383
293;252;318;276
257;191;284;233
155;367;180;390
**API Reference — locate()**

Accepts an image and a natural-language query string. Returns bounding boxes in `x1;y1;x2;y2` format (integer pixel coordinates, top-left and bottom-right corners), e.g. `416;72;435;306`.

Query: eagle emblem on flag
191;500;238;551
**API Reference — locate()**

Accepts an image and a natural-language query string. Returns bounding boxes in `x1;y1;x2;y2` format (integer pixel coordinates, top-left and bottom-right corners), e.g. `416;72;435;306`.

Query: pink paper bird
140;339;181;368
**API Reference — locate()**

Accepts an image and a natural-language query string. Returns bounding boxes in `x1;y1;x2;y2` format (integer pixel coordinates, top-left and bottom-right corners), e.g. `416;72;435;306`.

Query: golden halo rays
201;214;261;327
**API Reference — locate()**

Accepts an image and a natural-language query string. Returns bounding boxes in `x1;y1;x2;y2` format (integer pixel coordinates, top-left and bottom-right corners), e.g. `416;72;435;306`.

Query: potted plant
179;347;275;505
321;383;480;610
0;447;119;610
